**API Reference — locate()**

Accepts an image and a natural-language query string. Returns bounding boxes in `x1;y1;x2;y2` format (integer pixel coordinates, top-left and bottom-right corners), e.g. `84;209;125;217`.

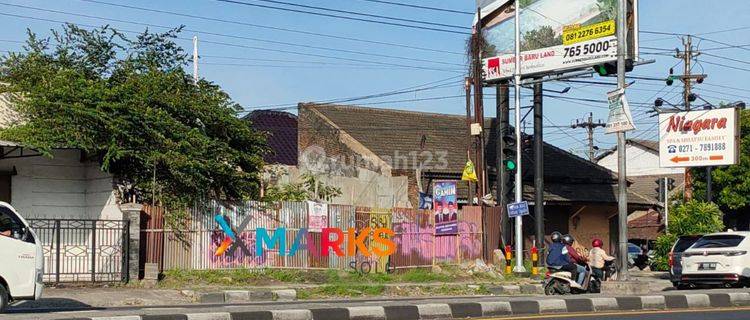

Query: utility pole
466;77;475;204
497;83;511;246
472;8;486;201
571;113;606;161
512;0;525;273
533;81;544;255
616;0;629;281
676;35;699;201
193;36;199;85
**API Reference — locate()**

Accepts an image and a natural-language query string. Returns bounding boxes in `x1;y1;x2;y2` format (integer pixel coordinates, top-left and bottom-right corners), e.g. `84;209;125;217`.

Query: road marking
482;306;750;319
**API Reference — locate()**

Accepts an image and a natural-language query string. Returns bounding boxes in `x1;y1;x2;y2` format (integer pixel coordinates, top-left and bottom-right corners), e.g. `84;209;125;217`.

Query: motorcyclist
546;232;575;277
588;238;614;280
562;234;588;286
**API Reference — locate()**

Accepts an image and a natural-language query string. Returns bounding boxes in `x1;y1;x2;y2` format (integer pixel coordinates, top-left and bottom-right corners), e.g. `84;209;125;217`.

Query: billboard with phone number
477;0;638;82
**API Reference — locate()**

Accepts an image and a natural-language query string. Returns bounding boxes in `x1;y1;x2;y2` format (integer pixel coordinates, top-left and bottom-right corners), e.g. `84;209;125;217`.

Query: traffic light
501;131;517;201
666;76;675;86
655;179;666;203
667;178;675;190
592;59;634;76
502;132;517;171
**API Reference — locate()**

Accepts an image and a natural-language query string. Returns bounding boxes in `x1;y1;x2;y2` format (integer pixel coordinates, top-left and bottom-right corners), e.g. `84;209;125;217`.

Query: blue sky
0;0;748;157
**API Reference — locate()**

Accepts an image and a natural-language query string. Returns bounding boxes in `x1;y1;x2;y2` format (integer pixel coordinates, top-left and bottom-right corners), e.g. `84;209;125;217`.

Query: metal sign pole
513;0;525;273
616;0;630;281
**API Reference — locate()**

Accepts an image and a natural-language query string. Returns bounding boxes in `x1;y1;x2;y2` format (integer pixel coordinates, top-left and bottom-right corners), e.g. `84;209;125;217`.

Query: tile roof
302;103;656;206
244;110;298;165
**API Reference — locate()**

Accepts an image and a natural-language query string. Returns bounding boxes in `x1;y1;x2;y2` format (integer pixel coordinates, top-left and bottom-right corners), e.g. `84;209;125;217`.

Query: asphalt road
490;308;750;320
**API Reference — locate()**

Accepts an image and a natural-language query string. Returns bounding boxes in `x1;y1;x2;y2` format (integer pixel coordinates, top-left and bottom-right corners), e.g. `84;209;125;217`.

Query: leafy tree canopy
0;24;268;212
692;109;750;213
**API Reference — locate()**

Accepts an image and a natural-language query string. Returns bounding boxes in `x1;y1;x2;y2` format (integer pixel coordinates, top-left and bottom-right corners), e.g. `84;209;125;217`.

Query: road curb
60;292;750;320
197;289;298;303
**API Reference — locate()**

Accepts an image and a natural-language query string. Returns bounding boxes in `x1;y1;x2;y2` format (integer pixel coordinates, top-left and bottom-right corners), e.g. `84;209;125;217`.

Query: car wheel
672;281;680;288
0;283;8;313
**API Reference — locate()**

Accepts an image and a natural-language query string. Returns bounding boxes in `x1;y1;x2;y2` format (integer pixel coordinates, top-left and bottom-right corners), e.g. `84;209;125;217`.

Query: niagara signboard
476;0;639;82
658;108;741;168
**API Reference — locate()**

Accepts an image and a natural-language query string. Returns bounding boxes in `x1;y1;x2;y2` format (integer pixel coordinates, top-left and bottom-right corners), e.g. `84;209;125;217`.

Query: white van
0;202;44;312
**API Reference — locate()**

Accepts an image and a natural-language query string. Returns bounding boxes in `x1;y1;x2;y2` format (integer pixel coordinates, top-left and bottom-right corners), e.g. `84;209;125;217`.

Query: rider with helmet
588;238;615;280
546;232;586;286
563;234;588;286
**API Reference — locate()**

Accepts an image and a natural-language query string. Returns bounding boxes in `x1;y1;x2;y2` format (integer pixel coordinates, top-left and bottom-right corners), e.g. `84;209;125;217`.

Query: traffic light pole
533;81;544;257
616;0;630;281
497;83;511;246
513;0;525;273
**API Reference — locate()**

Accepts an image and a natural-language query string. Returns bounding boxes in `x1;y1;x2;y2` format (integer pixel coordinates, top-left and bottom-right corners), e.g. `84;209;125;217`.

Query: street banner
477;0;638;82
659;108;740;168
307;201;328;232
433;181;458;235
605;88;636;134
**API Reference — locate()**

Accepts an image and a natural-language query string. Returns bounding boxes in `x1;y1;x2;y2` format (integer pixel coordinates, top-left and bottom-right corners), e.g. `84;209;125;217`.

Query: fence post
55;220;61;284
91;222;97;282
120;203;143;283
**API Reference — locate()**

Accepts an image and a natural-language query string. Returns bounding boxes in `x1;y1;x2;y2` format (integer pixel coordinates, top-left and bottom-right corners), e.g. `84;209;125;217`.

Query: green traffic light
504;160;516;171
595;65;607;76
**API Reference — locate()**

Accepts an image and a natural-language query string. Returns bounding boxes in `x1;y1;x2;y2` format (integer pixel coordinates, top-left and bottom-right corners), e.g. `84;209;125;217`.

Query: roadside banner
307;201;328;232
658;108;740;168
433;181;458;235
605;88;636;134
461;159;478;182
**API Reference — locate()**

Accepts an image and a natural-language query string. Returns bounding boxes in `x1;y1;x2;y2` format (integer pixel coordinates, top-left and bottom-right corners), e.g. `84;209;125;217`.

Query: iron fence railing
28;219;129;283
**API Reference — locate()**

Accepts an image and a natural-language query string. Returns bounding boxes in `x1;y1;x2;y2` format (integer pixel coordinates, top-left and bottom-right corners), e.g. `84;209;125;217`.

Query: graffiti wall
147;201;489;273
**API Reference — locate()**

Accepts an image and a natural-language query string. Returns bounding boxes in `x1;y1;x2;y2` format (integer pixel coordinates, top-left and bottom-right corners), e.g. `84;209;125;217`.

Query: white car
0;202;44;312
680;231;750;288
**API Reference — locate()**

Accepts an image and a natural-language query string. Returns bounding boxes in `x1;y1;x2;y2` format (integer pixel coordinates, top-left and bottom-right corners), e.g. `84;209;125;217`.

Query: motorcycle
544;264;601;295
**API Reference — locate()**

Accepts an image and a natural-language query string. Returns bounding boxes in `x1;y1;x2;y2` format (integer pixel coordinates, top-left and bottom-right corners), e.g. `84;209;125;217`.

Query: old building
297;103;657;252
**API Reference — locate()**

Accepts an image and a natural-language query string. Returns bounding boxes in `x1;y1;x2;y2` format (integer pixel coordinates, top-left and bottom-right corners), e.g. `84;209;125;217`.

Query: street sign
605;88;636;134
507;201;530;218
659;108;740;168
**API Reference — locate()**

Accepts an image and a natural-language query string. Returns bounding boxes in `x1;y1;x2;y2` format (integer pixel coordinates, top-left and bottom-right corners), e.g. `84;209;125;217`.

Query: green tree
692;109;750;228
652;200;724;271
0;24;267;218
263;172;342;203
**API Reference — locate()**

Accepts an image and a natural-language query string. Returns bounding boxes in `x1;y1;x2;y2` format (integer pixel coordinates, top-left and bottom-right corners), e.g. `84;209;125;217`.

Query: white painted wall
597;144;683;176
0;148;121;220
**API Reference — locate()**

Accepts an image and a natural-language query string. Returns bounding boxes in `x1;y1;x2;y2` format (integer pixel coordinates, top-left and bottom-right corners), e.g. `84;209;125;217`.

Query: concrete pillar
120;203;143;283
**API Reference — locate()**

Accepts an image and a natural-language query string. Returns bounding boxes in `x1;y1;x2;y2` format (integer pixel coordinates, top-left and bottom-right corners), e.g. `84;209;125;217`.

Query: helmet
592;238;603;248
551;231;563;243
562;234;575;245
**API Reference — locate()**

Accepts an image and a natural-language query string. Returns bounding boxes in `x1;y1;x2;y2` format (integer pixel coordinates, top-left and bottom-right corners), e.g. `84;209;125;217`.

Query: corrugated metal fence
142;202;496;273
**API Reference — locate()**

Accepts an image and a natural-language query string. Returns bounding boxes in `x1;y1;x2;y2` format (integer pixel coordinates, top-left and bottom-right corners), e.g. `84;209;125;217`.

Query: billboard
658;108;741;168
477;0;638;82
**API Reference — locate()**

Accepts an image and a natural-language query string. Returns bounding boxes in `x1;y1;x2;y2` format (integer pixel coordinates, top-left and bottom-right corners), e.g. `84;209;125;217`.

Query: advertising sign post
658;108;741;168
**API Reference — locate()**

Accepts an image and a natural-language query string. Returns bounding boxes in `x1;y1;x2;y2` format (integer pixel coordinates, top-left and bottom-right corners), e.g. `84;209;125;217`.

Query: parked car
680;231;750;288
0;202;44;312
669;235;702;288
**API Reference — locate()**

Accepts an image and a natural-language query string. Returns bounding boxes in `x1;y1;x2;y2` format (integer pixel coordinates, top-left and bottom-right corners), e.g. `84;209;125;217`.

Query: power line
356;0;473;15
79;0;463;55
240;0;469;30
1;3;464;68
0;12;464;73
699;59;750;73
214;0;469;35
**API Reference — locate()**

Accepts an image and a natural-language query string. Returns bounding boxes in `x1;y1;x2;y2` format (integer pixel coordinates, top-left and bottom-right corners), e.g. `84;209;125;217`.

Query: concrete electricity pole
616;0;629;281
676;35;699;201
571;113;606;161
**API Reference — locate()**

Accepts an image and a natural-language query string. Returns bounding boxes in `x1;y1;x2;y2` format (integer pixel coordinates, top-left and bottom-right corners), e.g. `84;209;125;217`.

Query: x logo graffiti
214;213;253;257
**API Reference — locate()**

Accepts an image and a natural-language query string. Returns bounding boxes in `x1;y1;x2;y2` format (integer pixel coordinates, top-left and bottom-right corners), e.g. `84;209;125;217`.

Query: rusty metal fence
29;219;129;283
142;202;492;273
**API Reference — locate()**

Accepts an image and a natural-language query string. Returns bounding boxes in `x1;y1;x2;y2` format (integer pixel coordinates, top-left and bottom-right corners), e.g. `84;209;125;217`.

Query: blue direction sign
507;201;530;218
